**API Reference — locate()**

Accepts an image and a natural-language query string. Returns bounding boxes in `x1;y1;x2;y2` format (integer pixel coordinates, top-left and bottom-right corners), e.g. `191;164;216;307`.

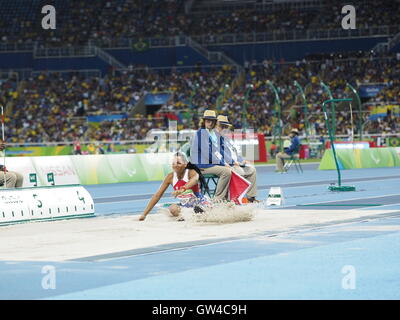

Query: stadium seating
2;52;398;144
0;1;399;146
1;0;399;47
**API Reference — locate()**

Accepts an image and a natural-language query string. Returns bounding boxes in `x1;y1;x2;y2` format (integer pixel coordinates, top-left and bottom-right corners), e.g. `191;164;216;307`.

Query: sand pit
0;205;397;262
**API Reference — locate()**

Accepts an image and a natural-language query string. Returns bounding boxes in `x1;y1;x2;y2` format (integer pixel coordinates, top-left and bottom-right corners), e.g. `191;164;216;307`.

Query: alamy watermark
41;5;56;30
41;265;56;290
341;265;356;290
341;5;356;30
146;120;257;164
41;4;356;31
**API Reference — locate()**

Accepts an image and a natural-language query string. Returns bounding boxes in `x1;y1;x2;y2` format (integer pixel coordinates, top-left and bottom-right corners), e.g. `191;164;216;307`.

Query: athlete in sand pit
139;152;209;221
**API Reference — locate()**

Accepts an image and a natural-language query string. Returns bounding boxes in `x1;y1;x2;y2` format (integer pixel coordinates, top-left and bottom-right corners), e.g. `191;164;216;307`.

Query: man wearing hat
190;110;232;201
275;128;301;172
0;141;24;188
216;115;259;203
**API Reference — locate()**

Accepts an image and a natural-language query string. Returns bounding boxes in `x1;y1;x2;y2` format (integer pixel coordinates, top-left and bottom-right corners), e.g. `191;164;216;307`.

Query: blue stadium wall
0;52;33;69
105;46;212;68
0;37;391;74
33;57;111;73
0;52;110;74
0;46;213;75
207;37;389;64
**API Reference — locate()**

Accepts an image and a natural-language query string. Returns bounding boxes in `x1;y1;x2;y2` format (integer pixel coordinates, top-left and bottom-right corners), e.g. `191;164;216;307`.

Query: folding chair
201;174;219;197
283;145;303;173
283;153;303;173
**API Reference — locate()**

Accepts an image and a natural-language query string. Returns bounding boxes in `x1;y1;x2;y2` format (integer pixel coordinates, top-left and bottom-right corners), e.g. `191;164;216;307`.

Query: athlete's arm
172;169;199;196
139;173;172;221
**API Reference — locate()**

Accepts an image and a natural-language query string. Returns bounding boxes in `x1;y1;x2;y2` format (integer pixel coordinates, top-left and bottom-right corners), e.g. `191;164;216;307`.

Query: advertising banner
319;147;400;170
358;84;386;98
2;157;38;187
69;154;120;185
144;93;171;105
6;145;73;157
32;155;80;186
3;153;176;186
87;114;128;122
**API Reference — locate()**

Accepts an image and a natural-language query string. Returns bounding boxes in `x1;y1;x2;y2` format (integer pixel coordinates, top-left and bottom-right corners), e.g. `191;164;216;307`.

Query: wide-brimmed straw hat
217;115;232;126
202;110;217;120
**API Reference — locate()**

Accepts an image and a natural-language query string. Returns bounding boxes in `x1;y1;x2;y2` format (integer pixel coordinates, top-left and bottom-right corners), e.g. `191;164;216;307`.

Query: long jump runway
0;165;399;299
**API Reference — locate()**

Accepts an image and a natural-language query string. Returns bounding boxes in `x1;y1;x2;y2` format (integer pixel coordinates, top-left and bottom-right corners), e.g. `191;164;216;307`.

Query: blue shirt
219;135;244;165
284;135;300;155
190;129;225;168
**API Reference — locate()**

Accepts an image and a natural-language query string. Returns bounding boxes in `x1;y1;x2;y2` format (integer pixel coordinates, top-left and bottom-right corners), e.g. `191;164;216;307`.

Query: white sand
0;206;397;261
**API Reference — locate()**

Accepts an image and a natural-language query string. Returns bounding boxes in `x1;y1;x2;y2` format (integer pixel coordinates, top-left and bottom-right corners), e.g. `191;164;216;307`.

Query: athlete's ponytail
186;162;209;194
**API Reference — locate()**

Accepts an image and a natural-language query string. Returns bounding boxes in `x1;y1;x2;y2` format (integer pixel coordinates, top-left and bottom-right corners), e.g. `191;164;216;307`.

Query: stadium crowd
218;52;400;137
1;0;400;47
1;52;399;145
2;65;236;143
0;1;399;147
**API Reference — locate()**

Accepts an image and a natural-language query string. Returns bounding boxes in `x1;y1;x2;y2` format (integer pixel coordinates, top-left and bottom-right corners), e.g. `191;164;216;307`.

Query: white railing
92;45;126;69
388;31;400;51
192;25;397;46
92;25;399;49
0;24;398;54
190;0;324;14
0;42;34;52
31;69;102;78
186;37;243;72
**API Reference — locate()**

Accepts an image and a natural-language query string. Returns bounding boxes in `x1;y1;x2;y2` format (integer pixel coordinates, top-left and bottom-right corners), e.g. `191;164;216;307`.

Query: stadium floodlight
1;106;5;188
216;83;230;112
346;83;363;141
320;81;337;138
242;84;253;129
294;81;310;142
321;98;356;192
189;83;200;110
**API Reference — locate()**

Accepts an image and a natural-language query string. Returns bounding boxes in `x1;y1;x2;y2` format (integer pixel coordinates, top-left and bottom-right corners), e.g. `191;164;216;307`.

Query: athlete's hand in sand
139;214;146;221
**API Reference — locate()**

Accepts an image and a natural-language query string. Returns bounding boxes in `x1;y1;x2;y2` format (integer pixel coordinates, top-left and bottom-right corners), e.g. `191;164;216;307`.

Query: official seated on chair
190;110;231;201
215;115;259;203
275;128;301;173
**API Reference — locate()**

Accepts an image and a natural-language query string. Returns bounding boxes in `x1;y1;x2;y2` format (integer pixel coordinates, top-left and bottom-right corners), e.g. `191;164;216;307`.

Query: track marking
72;211;400;262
